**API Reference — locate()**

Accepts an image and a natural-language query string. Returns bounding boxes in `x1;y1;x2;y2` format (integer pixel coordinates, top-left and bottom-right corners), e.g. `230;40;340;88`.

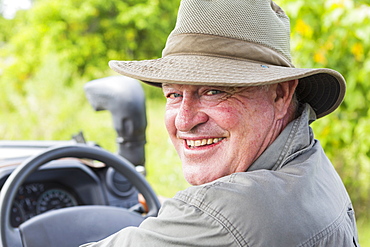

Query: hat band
162;33;294;68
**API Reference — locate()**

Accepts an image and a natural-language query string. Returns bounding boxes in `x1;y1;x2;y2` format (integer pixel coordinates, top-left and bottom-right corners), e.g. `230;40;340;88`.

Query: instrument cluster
11;182;80;227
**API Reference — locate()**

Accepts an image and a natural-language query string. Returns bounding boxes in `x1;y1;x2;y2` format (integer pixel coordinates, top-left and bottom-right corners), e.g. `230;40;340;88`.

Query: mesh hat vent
169;0;291;62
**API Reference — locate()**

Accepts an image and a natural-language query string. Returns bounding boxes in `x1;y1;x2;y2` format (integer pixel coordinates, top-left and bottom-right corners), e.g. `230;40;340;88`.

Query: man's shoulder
173;170;297;229
174;170;290;211
172;168;353;246
171;171;297;245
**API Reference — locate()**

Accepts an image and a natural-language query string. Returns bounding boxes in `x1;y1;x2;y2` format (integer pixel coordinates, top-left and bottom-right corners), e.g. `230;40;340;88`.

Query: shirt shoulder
174;161;355;246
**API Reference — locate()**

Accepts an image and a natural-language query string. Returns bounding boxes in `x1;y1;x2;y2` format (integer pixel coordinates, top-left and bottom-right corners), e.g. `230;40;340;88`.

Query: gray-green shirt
81;105;359;246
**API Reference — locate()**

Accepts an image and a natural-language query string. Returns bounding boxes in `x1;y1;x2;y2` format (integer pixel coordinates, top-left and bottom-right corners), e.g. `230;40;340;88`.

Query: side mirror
84;76;147;169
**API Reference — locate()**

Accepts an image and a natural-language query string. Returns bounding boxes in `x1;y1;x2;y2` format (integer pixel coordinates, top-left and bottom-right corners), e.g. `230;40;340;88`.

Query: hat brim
109;55;345;118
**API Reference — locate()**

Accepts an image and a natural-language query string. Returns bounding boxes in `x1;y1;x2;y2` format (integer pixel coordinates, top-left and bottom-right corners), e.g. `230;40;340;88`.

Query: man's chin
183;169;222;186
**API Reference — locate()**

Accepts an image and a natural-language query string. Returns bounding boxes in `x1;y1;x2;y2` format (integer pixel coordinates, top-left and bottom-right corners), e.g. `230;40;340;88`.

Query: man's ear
274;79;299;119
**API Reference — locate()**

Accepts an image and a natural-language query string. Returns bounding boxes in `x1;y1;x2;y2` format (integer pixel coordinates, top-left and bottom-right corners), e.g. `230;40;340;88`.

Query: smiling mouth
186;138;224;148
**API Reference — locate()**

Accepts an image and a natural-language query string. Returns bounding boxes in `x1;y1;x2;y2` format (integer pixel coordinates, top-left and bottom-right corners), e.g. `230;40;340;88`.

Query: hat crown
163;0;292;66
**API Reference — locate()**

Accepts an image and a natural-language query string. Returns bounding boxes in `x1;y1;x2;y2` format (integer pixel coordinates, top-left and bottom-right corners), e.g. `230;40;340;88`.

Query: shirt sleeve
79;198;236;247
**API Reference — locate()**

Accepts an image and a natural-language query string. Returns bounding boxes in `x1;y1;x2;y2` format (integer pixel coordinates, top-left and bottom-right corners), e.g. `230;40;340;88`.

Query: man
82;0;360;246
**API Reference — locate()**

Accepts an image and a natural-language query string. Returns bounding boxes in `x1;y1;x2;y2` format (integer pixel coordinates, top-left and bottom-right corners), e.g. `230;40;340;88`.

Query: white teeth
186;138;224;148
188;140;195;146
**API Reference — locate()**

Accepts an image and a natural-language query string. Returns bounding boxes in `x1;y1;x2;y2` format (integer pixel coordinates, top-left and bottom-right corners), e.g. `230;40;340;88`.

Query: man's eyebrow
162;83;181;90
162;83;172;89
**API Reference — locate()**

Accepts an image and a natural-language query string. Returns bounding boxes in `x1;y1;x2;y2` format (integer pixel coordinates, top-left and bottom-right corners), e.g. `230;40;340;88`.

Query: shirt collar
247;104;316;172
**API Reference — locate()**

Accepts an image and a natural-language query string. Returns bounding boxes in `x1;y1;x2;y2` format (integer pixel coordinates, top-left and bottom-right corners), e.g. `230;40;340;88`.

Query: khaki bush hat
109;0;346;119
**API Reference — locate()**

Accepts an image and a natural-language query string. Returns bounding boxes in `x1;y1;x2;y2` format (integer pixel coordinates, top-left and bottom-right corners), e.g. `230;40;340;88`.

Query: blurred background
0;0;369;245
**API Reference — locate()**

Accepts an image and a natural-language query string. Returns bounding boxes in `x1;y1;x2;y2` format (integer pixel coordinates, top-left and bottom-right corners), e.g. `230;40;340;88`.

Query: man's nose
175;97;208;132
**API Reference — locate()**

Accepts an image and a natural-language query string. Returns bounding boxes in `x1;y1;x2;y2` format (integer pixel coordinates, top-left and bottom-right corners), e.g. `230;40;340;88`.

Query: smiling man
162;82;298;185
81;0;359;246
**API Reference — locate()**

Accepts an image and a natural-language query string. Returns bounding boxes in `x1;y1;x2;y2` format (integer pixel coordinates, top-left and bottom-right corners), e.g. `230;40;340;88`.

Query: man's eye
167;93;182;99
205;90;223;96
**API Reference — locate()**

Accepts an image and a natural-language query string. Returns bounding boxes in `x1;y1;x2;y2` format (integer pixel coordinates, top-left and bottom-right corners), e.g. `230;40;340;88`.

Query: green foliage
0;0;182;195
277;0;370;220
0;0;179;97
358;218;370;246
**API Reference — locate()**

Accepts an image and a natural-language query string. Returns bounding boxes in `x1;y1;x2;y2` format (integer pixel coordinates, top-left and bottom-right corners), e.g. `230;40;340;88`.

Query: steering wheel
0;144;161;247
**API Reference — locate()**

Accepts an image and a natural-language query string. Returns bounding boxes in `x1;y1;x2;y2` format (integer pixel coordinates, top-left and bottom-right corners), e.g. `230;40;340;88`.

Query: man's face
163;84;284;185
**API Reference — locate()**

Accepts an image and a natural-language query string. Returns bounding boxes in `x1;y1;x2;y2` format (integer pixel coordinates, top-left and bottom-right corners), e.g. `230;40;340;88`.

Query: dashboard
11;181;79;227
0;156;141;228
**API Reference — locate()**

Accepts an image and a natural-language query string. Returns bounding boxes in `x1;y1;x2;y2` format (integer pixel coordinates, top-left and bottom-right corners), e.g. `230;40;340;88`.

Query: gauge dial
10;202;26;227
36;189;78;214
17;183;44;221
